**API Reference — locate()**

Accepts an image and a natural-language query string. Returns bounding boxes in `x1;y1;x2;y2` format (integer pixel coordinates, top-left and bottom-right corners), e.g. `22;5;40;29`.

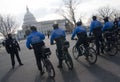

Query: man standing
26;26;45;75
5;34;23;69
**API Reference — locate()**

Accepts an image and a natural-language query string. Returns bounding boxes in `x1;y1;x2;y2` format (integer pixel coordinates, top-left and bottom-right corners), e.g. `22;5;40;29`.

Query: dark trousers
94;35;104;54
56;44;63;66
76;38;88;55
93;28;104;54
10;51;22;67
32;42;44;72
34;54;42;72
55;37;65;66
76;32;88;55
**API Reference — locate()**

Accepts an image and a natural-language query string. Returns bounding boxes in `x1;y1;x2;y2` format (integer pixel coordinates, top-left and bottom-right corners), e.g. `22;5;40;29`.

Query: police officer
89;16;104;55
71;21;88;58
118;17;120;28
5;34;23;69
50;23;66;68
102;17;114;51
118;17;120;38
26;26;45;75
102;17;114;32
113;18;119;30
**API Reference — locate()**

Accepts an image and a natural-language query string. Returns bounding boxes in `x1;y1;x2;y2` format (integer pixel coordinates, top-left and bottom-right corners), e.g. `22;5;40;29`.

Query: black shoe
57;65;63;68
85;57;88;60
78;54;82;56
19;63;24;66
12;66;15;69
40;71;45;76
97;52;100;55
101;51;104;54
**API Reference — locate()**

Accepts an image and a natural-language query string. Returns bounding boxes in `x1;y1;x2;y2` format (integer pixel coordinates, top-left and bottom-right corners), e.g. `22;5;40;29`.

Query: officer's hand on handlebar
29;47;32;50
71;38;74;40
51;42;56;45
51;43;54;45
89;33;91;36
71;38;77;40
74;38;78;40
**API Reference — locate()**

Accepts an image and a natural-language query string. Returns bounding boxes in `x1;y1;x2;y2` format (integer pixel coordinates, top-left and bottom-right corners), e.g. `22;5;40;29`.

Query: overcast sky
0;0;120;28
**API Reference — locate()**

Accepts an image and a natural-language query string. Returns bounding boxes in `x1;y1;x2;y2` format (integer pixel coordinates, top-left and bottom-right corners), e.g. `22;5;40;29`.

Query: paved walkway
0;34;120;82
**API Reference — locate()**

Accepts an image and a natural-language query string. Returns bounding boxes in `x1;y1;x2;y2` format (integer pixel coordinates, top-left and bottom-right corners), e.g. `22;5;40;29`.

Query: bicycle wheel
116;39;120;50
86;47;97;64
45;59;55;78
108;45;118;56
72;46;79;59
104;43;118;56
65;53;73;70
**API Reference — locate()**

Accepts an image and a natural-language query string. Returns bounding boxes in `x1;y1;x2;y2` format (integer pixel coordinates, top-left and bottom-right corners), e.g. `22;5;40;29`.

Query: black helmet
76;21;82;26
92;16;97;20
104;17;109;22
53;23;58;29
30;26;37;31
8;33;12;39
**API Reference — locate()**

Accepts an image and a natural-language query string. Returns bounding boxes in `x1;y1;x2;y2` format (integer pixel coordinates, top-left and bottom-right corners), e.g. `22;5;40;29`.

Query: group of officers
3;15;120;76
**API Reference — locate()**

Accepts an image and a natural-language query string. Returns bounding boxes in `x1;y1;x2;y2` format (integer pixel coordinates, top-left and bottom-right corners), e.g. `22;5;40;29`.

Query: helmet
30;26;37;31
92;16;97;20
8;33;12;39
53;23;58;29
104;17;109;22
76;21;82;26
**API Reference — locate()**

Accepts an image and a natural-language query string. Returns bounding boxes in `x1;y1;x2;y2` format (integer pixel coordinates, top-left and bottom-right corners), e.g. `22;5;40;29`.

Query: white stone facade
37;19;66;35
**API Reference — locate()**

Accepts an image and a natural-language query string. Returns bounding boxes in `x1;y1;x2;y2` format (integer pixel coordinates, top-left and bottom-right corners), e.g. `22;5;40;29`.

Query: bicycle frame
41;53;49;68
56;46;69;60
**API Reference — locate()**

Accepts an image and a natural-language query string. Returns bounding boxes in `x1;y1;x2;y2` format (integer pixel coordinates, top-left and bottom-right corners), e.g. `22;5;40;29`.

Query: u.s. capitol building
17;7;66;40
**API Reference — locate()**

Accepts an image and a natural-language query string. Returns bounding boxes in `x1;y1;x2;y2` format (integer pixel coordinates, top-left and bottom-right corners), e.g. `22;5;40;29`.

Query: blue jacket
71;26;86;39
102;22;114;32
50;28;66;45
90;20;102;33
26;31;45;49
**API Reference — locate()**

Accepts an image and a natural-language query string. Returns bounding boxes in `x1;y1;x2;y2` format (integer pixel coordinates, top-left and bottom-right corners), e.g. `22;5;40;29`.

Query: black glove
29;47;32;50
74;38;78;40
71;38;74;40
51;42;54;45
18;48;21;51
89;33;91;36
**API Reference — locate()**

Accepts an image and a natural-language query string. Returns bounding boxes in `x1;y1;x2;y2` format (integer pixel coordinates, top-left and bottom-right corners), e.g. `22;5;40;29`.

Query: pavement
0;34;120;82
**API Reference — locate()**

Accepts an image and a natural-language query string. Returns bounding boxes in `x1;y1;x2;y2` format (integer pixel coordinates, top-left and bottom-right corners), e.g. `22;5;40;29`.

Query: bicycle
56;40;73;70
113;28;120;50
72;37;97;65
41;46;55;78
102;31;118;56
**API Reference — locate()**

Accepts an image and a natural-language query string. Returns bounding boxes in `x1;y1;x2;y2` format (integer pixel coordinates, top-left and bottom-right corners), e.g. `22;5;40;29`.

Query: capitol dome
22;6;38;30
23;7;37;25
22;6;38;36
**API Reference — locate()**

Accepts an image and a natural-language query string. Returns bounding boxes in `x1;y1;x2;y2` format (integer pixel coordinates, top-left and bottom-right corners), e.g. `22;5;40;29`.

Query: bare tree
114;9;120;18
57;0;80;29
97;6;115;20
0;15;18;37
96;6;120;22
